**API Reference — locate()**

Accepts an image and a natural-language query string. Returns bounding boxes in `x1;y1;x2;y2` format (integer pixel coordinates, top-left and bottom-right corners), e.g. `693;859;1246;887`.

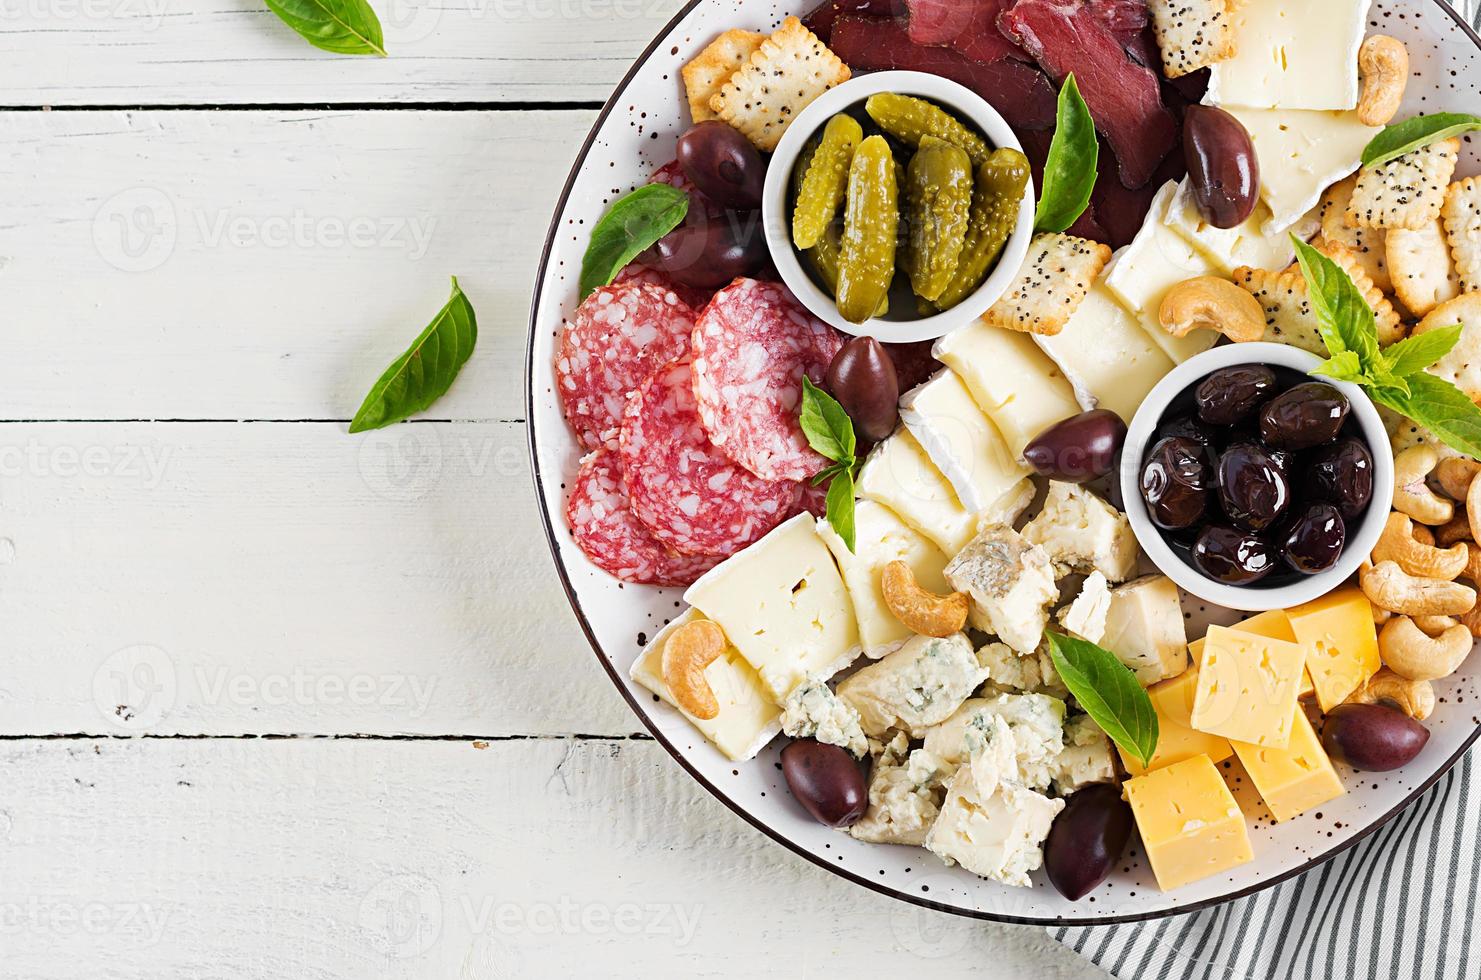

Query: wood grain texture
0;0;687;104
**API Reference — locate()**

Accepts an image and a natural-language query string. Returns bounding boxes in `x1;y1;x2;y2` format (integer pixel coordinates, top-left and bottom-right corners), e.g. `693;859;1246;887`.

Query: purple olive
1184;105;1260;229
1192;525;1278;584
781;739;868;828
1217;442;1291;532
639;213;767;289
1044;784;1133;901
677;121;766;211
1259;382;1350;450
1195;365;1276;426
1141;436;1213;530
1023;410;1128;483
1277;502;1346;575
1305;438;1375;519
826;337;900;442
1322;703;1430;771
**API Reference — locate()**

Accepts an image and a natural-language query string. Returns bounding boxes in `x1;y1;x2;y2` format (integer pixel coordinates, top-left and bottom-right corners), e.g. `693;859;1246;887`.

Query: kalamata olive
1322;703;1430;771
1259;382;1350;449
780;739;868;828
677;120;766;211
826;337;900;442
1305;438;1375;518
639;213;767;289
1141;436;1213;530
1184;105;1260;229
1277;502;1347;574
1156;413;1217;447
1043;784;1133;901
1217;442;1290;532
1192;525;1278;584
1195;365;1277;425
1024;409;1127;483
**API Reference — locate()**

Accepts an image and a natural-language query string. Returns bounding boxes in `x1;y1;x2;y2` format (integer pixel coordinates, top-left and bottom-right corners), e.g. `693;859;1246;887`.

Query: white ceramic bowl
1120;342;1395;611
761;71;1036;343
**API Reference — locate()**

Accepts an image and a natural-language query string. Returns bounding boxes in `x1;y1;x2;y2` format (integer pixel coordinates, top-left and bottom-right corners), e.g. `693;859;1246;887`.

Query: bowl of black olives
1119;343;1394;611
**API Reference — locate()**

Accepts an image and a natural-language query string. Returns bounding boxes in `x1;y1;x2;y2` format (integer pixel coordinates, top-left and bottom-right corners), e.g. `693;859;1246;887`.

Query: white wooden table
0;4;1108;976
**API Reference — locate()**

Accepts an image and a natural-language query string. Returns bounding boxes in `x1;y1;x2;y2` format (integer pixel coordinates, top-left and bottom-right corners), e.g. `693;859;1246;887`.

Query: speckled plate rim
525;0;1481;926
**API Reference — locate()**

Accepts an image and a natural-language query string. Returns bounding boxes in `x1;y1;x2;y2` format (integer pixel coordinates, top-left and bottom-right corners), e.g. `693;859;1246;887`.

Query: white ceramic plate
527;0;1481;924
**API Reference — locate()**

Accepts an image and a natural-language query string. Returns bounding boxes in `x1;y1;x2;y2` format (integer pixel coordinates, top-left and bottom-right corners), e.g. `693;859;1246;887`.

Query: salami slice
557;281;695;452
691;279;845;482
621;359;800;558
793;480;830;520
612;265;712;314
565;450;721;587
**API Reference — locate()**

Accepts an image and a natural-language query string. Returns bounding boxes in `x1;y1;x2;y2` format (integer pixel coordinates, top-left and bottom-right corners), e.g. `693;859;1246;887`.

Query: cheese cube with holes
816;502;951;659
630;610;783;761
1119;668;1233;777
931;322;1081;459
1190;609;1316;698
684;515;859;703
1224;106;1382;232
898;370;1032;517
1022;482;1139;582
1125;755;1254;892
1286;588;1381;712
925;763;1064;888
1232;707;1344;822
944;525;1059;654
1098;575;1189;686
1205;0;1370;111
837;633;987;738
856;429;978;555
1033;285;1176;422
1190;625;1306;748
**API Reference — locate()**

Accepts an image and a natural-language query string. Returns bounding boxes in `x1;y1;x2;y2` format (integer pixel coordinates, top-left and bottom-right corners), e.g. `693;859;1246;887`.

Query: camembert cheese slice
1205;0;1371;112
1033;284;1175;423
856;429;977;555
898;370;1031;517
1224;106;1383;233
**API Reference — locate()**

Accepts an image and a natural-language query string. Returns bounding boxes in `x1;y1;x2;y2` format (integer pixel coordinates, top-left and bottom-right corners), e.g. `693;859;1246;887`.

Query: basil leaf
264;0;386;56
349;278;478;433
825;467;857;553
1376;373;1412;399
1033;75;1098;234
1311;350;1365;384
1363;112;1481;168
1371;373;1481;460
1046;632;1159;769
799;376;857;464
578;184;689;299
811;461;847;487
1292;237;1380;367
1382;325;1463;377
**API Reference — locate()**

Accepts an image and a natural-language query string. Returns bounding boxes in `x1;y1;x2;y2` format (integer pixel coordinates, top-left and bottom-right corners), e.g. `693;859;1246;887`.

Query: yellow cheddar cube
1232;707;1344;822
1190;625;1305;748
1119;668;1233;776
1125;755;1254;891
1287;588;1381;712
1189;610;1314;697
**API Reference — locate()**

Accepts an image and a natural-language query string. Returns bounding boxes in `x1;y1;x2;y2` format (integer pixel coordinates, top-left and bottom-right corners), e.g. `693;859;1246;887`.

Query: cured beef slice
904;0;1029;64
801;0;909;42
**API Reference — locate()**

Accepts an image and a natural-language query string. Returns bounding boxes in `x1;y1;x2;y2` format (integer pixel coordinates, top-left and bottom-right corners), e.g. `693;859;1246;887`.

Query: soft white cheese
1049;715;1117;795
898;370;1031;516
1057;571;1112;644
944;525;1058;654
1226;106;1383;233
1033;285;1176;422
1205;0;1371;112
780;678;869;758
1100;574;1190;686
629;609;783;762
684;515;859;703
1164;178;1320;275
1022;482;1140;583
849;732;951;846
925;766;1064;887
837;632;987;738
856;429;977;556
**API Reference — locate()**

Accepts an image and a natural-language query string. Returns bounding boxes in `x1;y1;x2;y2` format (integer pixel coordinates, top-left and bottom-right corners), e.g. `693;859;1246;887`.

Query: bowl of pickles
761;71;1037;342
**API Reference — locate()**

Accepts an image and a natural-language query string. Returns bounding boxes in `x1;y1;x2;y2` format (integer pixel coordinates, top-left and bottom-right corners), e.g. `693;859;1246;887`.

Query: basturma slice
557;281;696;453
904;0;1029;64
565;449;722;587
621;359;801;558
691;278;845;483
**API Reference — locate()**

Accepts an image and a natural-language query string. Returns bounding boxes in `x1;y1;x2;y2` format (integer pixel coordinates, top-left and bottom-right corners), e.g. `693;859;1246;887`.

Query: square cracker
1414;292;1481;400
1387;219;1461;318
1442;176;1481;292
1234;241;1404;355
1148;0;1236;79
682;29;764;124
983;234;1112;337
1348;138;1461;231
711;16;849;152
1318;175;1389;292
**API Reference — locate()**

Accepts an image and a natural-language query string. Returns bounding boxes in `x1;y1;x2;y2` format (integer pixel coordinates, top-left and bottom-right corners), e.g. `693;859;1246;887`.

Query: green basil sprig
350;277;478;433
1292;237;1481;459
799;377;859;552
1362;112;1481;168
264;0;387;56
1033;74;1098;234
578;184;689;299
1046;632;1158;770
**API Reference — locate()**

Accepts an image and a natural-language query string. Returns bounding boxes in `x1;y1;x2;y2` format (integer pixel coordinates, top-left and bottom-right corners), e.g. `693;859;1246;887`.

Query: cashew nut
1379;615;1473;681
1394;446;1455;525
1346;667;1435;720
1413;615;1460;637
1435;457;1481;501
1468;475;1481;543
1357;35;1409;126
1467;542;1481;584
661;619;727;720
1437;511;1472;547
1361;560;1477;616
1413;523;1436;547
1372;512;1470;579
1159;276;1266;343
1463;596;1481;639
882;560;969;637
1374;605;1393;627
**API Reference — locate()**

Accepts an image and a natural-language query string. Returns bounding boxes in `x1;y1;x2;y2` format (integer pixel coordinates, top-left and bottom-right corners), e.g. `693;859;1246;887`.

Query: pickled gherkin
791;113;864;250
804;223;887;316
936;147;1030;310
836;135;899;324
865;93;990;168
903;135;973;303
